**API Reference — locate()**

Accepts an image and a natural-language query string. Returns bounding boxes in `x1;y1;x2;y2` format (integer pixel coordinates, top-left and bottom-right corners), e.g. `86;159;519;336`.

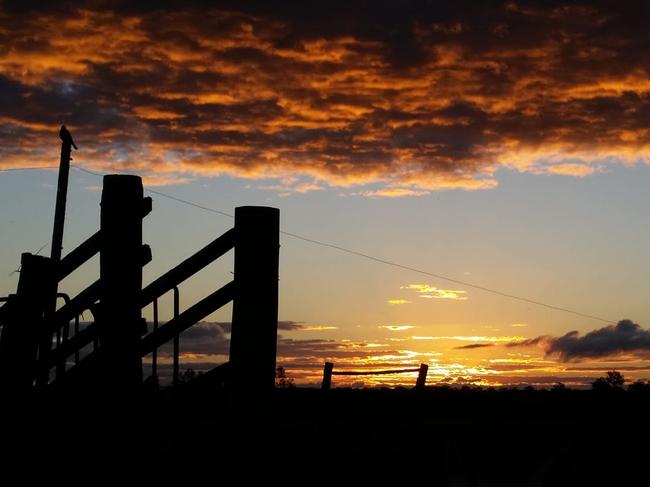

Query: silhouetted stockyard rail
333;368;423;375
0;127;281;396
322;361;428;390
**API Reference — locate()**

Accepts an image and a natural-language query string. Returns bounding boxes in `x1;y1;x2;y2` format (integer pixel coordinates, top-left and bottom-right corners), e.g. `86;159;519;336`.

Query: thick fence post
0;253;52;394
230;206;280;390
415;363;428;389
322;362;334;390
99;175;144;391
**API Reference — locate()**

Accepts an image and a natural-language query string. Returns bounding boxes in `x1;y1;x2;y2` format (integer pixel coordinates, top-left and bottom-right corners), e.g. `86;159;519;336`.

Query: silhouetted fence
0;174;280;395
321;362;428;390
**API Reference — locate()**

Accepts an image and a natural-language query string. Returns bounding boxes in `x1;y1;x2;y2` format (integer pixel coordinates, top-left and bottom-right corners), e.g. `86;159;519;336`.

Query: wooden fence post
415;363;428;389
99;175;145;391
322;362;334;390
230;206;280;390
0;253;52;394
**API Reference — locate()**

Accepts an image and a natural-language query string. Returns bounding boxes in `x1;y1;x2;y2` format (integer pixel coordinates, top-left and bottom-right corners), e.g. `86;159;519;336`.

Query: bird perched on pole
59;125;78;150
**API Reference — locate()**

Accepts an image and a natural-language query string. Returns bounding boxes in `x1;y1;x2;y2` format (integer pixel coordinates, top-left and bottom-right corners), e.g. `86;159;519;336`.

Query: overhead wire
2;163;617;324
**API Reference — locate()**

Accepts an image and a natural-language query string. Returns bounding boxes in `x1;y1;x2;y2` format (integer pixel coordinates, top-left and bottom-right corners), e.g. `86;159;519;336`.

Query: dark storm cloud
508;320;650;361
1;1;649;190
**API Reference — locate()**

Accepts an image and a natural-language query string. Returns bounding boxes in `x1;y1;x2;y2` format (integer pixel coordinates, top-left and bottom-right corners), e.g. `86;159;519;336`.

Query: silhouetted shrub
178;368;201;383
628;380;650;392
606;371;625;388
592;370;625;391
275;366;295;388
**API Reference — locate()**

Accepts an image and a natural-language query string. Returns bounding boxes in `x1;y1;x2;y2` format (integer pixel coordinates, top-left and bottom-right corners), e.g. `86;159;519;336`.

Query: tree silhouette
592;370;625;391
275;366;294;388
551;382;566;391
605;371;625;388
628;380;650;392
178;368;200;383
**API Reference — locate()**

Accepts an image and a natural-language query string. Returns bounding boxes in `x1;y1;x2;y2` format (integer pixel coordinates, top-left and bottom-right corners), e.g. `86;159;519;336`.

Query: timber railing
46;183;153;388
321;362;429;390
137;203;279;390
0;173;280;395
139;228;234;386
0;175;153;392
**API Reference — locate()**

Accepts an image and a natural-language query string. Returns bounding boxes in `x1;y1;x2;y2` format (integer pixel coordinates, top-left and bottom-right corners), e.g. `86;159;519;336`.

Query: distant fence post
230;206;280;391
99;175;145;391
415;363;428;389
0;253;52;395
322;362;334;390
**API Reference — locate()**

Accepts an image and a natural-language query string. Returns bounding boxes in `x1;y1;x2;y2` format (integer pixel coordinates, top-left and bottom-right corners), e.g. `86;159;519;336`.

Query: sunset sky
1;1;649;387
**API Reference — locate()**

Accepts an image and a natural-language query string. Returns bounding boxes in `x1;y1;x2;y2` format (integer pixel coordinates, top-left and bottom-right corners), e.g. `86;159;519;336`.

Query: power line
70;164;105;178
146;188;235;219
279;230;615;324
72;165;236;218
68;165;619;323
4;164;617;324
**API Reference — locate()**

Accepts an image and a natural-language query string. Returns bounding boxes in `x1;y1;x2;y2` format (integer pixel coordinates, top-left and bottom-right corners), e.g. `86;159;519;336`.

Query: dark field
3;387;648;486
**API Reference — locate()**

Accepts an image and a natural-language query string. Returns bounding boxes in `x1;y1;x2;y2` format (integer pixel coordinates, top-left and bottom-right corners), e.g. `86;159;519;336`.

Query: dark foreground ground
2;386;649;486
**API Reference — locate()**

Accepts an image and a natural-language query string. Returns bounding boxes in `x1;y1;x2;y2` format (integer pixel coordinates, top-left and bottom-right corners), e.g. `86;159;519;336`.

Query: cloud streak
454;343;494;350
379;325;415;331
401;284;468;300
1;2;649;191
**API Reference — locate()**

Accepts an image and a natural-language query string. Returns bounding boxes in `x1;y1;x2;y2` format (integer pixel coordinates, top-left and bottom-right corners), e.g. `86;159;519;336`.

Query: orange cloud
298;325;338;331
411;335;524;342
401;284;468;301
379;325;415;331
357;188;431;198
1;3;649;191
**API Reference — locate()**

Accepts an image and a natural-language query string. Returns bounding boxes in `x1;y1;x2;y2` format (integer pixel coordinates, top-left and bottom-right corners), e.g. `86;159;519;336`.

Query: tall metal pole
51;125;77;264
36;126;77;389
